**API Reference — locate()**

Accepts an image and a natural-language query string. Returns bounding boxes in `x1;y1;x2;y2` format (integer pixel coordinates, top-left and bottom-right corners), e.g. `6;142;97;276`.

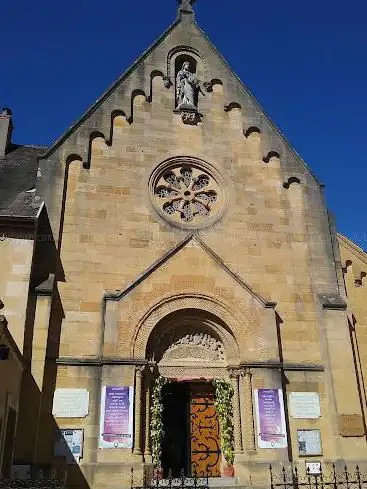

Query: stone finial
177;0;196;18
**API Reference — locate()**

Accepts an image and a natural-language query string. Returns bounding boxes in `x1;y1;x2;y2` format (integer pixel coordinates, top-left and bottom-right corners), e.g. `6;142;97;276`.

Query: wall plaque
289;392;320;419
254;389;288;449
52;389;89;418
297;429;322;456
99;386;134;449
339;414;365;437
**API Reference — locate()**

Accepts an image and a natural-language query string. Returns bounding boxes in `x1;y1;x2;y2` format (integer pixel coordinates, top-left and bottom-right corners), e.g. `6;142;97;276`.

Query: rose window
154;166;221;225
149;158;225;229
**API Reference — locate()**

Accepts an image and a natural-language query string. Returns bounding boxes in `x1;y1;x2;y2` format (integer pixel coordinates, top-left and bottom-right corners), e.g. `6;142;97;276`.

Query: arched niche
167;46;204;83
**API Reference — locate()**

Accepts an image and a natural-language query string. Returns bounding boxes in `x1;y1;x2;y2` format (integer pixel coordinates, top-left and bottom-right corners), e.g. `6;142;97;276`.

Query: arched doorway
145;308;239;477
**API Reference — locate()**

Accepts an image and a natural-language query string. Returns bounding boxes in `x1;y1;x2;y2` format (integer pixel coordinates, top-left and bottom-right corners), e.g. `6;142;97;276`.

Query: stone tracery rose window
151;159;224;228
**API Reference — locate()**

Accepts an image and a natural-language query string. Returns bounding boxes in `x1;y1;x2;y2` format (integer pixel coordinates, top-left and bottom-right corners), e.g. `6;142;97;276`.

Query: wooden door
190;384;221;477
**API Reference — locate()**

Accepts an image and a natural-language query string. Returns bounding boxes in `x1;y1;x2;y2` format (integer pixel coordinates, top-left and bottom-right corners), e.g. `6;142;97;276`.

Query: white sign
306;462;321;475
52;389;89;418
289;392;320;419
54;429;84;464
297;430;322;456
254;389;288;449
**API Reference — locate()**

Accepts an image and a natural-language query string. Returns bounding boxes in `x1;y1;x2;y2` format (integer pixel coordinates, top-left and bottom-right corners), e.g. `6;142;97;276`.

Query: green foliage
150;376;169;468
150;377;234;469
213;379;235;466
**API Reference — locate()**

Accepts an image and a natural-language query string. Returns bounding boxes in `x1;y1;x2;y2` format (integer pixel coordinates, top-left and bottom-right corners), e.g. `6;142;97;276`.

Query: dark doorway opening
161;382;189;477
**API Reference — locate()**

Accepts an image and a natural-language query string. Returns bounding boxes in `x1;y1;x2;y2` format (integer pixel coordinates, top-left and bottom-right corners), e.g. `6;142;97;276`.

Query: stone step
208;477;239;487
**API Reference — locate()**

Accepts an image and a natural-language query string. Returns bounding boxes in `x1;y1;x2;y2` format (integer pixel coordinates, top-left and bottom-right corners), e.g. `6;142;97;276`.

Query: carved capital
228;368;240;379
135;365;146;376
239;367;252;379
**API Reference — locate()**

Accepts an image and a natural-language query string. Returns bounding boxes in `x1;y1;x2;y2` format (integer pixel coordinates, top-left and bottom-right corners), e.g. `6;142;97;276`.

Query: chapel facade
1;1;367;488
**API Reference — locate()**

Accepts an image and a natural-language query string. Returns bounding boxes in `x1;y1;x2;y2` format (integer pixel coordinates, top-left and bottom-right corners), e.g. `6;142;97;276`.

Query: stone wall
0;313;23;477
0;236;33;352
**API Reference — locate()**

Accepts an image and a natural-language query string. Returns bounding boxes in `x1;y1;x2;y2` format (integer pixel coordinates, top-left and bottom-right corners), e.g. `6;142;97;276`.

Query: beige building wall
0;314;23;478
338;234;367;427
0;236;34;352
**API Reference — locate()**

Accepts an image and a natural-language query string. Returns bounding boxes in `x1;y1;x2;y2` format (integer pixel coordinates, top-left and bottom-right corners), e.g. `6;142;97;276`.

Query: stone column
133;366;145;456
144;369;152;459
229;370;243;454
239;368;255;451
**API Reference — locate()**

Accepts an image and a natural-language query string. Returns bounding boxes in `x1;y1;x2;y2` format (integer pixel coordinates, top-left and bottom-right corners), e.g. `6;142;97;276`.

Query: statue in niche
176;61;199;110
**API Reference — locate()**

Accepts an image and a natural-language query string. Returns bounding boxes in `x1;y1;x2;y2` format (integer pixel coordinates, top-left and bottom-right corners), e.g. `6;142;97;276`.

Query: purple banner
99;386;134;449
255;389;287;449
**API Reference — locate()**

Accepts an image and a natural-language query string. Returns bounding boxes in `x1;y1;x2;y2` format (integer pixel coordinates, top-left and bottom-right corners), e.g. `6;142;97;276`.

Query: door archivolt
132;294;241;366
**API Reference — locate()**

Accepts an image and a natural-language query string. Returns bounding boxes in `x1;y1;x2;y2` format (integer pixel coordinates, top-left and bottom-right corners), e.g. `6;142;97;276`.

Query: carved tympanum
164;333;225;362
151;325;226;364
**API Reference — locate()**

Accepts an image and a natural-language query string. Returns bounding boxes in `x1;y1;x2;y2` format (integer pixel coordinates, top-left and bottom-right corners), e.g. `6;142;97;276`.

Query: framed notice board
297;429;322;456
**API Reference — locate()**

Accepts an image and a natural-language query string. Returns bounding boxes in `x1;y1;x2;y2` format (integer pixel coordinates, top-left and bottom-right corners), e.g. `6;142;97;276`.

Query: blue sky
2;0;366;248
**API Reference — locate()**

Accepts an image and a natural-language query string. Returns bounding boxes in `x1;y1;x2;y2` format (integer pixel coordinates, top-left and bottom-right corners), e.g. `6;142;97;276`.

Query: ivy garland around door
150;376;235;472
150;376;169;468
213;379;235;467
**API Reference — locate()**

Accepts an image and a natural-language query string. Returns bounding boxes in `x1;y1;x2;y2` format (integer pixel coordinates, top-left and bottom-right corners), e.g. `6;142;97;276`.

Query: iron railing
270;464;367;489
0;478;64;489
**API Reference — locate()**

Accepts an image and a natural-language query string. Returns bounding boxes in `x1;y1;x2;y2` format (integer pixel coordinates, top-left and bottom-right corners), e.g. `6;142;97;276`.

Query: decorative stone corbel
163;76;172;89
320;293;347;310
174;106;203;125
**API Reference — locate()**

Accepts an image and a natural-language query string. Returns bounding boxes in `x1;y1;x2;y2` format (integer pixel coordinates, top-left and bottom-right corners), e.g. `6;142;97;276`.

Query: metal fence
270;464;367;489
0;476;64;489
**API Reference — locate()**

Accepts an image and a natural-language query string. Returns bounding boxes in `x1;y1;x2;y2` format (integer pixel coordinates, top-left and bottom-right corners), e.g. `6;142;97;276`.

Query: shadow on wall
1;206;91;489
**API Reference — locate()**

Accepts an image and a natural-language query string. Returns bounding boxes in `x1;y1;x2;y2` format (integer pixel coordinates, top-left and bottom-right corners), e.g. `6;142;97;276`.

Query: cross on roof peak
177;0;196;17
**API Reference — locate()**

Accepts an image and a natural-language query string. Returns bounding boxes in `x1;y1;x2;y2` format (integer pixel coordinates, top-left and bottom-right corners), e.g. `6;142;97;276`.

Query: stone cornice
55;357;324;372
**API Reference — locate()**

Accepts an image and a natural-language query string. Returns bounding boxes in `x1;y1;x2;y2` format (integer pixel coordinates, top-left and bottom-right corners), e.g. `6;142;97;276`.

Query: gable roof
0;144;45;218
